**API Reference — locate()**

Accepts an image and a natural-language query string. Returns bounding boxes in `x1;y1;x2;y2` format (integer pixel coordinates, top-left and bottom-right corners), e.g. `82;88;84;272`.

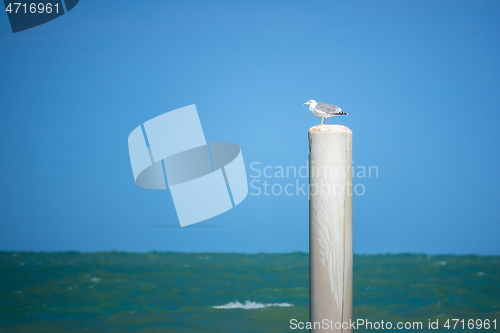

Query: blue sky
0;0;499;254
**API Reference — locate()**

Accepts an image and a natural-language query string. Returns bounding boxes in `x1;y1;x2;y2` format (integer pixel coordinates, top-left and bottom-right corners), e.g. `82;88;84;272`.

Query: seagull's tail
338;111;350;115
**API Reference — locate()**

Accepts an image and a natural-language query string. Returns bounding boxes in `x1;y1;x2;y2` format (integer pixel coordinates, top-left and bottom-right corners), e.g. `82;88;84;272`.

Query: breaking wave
212;300;293;310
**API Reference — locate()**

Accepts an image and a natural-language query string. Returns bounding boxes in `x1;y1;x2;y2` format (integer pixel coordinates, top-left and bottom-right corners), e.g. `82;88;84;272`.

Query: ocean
0;252;498;332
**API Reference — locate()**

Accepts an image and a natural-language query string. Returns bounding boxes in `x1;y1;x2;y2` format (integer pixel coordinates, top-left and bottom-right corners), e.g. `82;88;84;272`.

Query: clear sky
1;0;499;255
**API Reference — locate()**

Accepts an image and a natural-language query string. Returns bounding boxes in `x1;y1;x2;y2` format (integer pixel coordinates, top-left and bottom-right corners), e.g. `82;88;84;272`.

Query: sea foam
212;300;293;310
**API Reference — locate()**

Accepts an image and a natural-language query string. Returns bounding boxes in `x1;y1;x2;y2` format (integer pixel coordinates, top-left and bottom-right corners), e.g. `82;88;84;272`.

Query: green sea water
0;252;498;332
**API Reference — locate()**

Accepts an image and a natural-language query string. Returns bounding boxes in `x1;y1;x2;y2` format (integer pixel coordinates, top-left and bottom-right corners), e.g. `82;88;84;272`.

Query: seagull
303;100;349;125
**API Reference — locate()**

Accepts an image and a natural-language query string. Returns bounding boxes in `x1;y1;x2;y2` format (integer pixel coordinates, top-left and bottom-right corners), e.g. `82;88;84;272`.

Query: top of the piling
308;125;352;135
308;125;352;150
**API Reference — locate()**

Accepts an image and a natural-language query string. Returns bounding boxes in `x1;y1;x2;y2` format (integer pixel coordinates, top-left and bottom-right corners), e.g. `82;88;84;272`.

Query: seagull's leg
321;117;325;125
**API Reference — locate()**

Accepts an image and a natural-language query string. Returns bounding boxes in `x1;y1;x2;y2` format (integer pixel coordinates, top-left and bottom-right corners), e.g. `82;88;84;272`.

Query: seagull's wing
315;103;341;115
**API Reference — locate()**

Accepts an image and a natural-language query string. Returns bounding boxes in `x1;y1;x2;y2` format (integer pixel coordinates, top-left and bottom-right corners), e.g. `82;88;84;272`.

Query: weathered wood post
309;125;353;333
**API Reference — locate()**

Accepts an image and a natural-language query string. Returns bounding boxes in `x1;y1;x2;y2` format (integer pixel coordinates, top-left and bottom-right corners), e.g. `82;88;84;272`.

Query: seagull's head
303;100;317;106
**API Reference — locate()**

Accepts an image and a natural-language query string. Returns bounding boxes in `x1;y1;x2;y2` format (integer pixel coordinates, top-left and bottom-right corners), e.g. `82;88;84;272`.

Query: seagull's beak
303;103;307;105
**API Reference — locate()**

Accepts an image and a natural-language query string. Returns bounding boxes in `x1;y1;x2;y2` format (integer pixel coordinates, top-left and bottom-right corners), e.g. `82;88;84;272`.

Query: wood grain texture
309;125;353;333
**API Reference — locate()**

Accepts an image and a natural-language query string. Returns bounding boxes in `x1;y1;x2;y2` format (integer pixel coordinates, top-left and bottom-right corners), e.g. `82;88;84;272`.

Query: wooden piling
309;125;353;333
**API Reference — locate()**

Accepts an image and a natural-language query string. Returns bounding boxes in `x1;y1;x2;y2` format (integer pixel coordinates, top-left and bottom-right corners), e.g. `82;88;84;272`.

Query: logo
3;0;79;33
128;105;248;227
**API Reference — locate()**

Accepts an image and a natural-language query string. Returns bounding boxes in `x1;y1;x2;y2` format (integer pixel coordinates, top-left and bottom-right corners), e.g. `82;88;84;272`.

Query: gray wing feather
315;103;341;115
